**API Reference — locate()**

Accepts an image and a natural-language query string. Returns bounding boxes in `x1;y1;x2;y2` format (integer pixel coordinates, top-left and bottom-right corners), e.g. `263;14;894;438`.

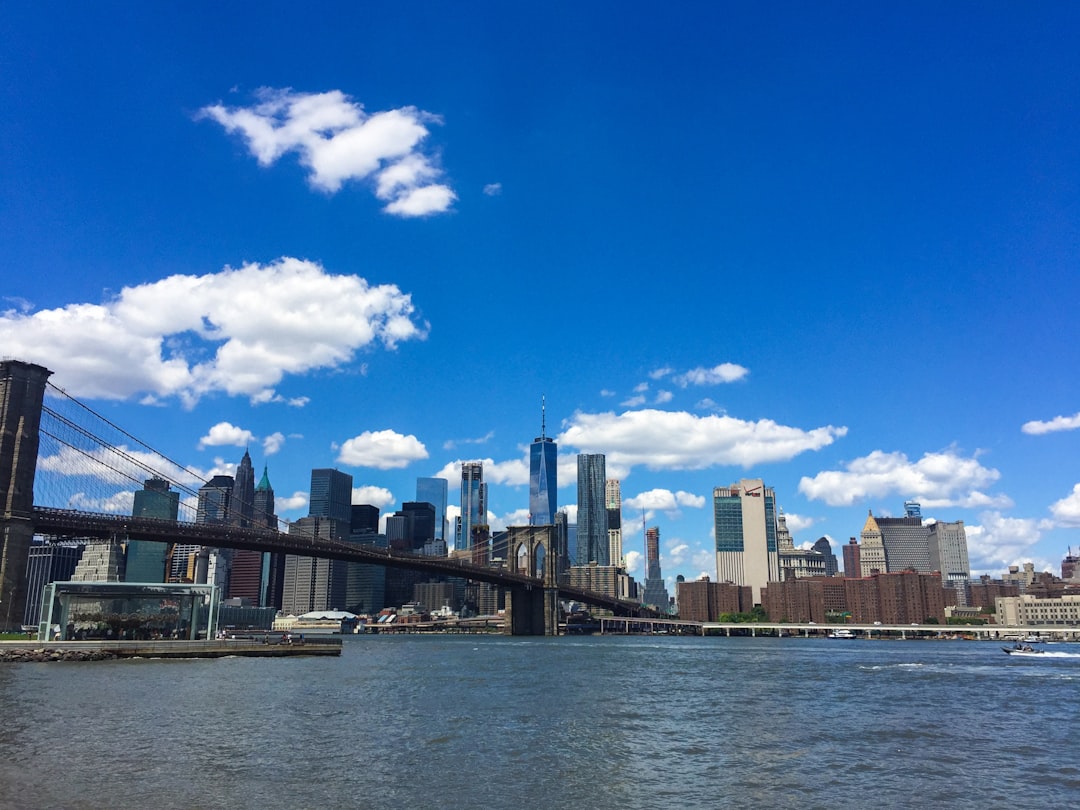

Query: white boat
828;629;856;639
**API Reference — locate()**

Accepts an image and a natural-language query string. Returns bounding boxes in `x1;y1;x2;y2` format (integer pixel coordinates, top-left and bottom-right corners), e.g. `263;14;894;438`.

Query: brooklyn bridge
0;359;657;635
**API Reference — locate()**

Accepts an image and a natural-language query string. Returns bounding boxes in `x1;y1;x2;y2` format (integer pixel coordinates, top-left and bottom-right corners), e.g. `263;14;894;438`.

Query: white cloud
276;492;308;513
442;431;495;451
798;449;1006;508
432;457;530;489
1021;412;1080;435
483;182;502;196
558;409;846;471
620;394;647;407
37;444;206;488
352;485;395;509
624;488;706;518
0;258;426;406
654;390;673;404
68;490;135;514
666;543;690;566
624;550;643;575
262;432;285;456
560;504;579;524
673;363;749;387
1049;484;1080;526
492;508;530;532
783;512;815;533
337;429;428;469
198;421;255;449
649;367;673;380
200;88;455;217
965;511;1047;573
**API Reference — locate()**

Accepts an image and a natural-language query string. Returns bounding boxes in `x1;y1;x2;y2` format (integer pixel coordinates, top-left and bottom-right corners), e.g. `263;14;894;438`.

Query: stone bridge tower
0;360;52;630
503;524;560;635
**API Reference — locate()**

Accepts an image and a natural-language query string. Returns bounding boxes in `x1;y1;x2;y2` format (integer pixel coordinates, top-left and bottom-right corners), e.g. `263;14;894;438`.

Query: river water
1;635;1077;809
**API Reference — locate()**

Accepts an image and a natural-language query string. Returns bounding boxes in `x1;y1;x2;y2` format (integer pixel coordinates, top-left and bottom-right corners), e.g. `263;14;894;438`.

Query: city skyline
3;5;1080;590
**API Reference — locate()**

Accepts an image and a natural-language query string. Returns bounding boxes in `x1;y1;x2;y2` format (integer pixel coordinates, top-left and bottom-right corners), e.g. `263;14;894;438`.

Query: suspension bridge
0;359;655;635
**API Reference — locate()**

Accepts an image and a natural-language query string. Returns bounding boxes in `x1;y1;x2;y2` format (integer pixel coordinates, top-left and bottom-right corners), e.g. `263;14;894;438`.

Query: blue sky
4;3;1080;588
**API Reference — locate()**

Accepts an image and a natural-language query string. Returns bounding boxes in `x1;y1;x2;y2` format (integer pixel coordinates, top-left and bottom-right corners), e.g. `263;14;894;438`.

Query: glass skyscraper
127;477;179;582
529;403;557;525
309;468;353;523
416;477;448;541
576;454;608;565
458;462;485;551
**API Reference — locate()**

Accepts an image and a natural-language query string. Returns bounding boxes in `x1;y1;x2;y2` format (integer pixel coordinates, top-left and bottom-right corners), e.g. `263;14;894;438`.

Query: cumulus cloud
198;421;255;449
0;258;426;406
262;432;285;455
1022;412;1080;435
68;490;135;514
783;512;815;533
483;182;502;196
37;444;206;488
352;485;395;509
558;409;846;471
276;492;309;513
1049;484;1080;526
200;88;455;217
798;448;1008;508
965;511;1049;573
337;429;428;469
624;488;706;518
624;549;643;575
673;363;749;387
666;543;690;566
432;457;530;489
654;390;673;404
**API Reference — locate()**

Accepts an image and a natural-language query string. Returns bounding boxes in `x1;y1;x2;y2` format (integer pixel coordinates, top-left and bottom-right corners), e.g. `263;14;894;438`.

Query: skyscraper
928;520;970;604
227;451;263;603
842;538;861;577
127;477;179;582
309;468;353;523
713;478;779;605
195;474;234;589
641;525;670;610
529;399;557;526
859;511;887;577
416;477;448;541
877;510;930;572
232;450;256;527
606;479;622;567
576;454;608;565
458;462;485;552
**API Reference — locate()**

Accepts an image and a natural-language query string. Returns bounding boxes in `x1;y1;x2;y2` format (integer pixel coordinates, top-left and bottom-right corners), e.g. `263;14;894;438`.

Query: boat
828;629;856;639
1003;644;1043;656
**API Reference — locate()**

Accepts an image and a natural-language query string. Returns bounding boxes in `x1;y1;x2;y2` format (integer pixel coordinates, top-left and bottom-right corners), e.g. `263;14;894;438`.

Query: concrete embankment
0;638;342;662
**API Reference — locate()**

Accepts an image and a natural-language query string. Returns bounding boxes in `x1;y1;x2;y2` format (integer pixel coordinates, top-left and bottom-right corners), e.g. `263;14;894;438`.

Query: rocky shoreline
1;647;117;663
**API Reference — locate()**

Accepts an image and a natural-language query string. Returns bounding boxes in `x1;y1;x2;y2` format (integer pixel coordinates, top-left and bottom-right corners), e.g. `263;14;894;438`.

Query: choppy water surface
1;635;1077;809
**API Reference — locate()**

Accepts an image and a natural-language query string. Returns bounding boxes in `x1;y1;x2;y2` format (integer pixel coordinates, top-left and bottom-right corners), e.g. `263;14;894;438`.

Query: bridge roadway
31;506;654;618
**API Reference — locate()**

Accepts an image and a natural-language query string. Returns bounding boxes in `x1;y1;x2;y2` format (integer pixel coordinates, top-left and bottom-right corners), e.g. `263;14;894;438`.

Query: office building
812;537;839;577
641;526;670;610
126;477;179;583
281;516;351;615
577;454;608;565
309;468;353;523
71;541;125;582
776;510;828;581
529;401;558;526
842;538;861;578
23;540;82;626
928;520;970;605
713;478;779;604
859;512;887;577
877;510;930;573
606;479;623;567
416;477;448;541
458;462;485;552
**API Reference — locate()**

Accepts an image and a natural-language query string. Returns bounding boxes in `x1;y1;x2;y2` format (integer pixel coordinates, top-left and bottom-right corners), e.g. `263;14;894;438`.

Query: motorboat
1002;644;1043;656
828;629;856;639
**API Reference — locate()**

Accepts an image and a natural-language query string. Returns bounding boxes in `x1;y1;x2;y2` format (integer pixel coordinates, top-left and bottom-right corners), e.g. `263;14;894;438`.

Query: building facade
606;479;622;568
858;512;887;577
576;454;608;565
126;477;180;583
641;526;670;610
458;462;485;552
416;477;448;542
713;478;779;605
529;404;557;526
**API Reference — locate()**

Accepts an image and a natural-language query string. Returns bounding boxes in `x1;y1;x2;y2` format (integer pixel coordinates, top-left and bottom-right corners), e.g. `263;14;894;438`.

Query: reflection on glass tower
416;477;449;541
529;397;557;526
458;462;485;551
577;454;608;565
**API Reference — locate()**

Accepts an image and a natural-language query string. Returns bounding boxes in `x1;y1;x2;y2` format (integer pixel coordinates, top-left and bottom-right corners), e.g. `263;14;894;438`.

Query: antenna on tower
541;394;546;439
